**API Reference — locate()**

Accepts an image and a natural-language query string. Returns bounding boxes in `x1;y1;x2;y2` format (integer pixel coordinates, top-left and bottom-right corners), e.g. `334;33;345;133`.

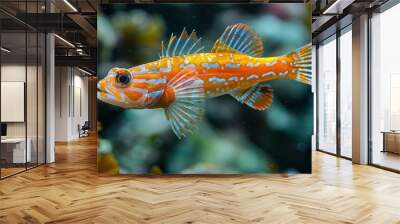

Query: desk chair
78;121;90;138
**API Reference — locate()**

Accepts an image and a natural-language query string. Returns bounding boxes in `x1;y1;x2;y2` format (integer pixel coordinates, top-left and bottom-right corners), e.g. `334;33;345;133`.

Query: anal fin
231;83;273;111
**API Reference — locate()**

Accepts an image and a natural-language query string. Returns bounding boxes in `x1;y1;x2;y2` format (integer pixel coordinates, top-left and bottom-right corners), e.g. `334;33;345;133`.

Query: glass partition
317;36;337;154
1;30;28;177
0;1;46;179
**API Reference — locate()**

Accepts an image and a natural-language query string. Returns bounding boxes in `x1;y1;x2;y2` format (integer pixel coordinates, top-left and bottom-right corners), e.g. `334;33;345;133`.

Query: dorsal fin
211;23;264;57
160;28;204;58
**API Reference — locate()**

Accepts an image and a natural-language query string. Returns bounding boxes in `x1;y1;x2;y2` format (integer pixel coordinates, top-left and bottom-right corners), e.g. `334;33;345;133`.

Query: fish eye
115;70;131;86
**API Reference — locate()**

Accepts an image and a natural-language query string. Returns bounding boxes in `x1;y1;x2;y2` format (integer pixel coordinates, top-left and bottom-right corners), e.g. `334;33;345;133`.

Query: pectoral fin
231;83;273;111
164;69;205;139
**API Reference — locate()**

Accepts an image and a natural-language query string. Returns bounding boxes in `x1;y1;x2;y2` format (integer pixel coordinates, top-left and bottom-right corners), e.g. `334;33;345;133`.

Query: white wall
1;65;40;138
55;66;69;141
1;65;26;139
1;65;26;130
54;67;89;141
1;63;46;163
72;73;89;138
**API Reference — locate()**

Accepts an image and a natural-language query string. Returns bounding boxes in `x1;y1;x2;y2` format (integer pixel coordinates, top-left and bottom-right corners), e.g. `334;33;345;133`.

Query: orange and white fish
98;23;311;138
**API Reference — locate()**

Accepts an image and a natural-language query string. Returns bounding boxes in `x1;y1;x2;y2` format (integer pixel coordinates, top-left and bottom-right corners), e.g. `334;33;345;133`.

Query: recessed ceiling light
63;0;78;12
322;0;355;15
78;67;92;76
1;47;11;53
54;34;75;48
323;0;342;14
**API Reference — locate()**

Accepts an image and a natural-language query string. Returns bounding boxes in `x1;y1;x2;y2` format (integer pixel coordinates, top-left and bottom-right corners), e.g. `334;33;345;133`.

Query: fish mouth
97;85;109;101
97;89;111;101
96;83;149;109
97;88;131;109
97;82;117;104
97;89;113;103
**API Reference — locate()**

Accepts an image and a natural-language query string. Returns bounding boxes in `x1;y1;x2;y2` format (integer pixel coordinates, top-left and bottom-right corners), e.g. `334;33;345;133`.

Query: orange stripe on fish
98;23;312;138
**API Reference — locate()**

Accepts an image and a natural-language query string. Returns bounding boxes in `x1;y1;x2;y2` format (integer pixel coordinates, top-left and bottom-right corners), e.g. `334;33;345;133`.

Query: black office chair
78;121;90;138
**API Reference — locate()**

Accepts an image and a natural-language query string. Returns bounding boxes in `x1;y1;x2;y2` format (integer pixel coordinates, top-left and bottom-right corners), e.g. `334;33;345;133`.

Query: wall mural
97;3;312;174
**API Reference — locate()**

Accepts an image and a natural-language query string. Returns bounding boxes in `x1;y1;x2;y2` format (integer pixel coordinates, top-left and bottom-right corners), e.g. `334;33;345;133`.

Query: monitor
1;123;7;137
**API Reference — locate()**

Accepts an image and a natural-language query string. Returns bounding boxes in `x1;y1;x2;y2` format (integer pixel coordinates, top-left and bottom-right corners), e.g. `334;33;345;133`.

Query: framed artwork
97;3;312;174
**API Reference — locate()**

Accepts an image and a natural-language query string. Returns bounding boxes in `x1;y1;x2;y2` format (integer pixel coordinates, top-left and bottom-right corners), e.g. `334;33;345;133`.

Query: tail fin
287;43;312;85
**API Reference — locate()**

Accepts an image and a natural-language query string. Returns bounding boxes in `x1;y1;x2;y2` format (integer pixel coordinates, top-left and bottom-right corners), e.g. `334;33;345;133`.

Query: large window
339;27;352;158
371;4;400;171
316;26;353;159
317;36;337;154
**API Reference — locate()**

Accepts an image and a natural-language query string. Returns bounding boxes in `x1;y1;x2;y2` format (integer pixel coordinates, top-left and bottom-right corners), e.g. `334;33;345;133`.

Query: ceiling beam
67;13;97;46
55;55;96;73
5;13;83;32
323;0;356;14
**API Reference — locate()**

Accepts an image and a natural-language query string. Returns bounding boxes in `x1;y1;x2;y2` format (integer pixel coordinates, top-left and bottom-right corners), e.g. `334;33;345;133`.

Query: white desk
1;138;31;163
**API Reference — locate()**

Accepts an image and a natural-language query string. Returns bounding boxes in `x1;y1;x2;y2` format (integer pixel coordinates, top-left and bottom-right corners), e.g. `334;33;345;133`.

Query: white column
46;33;55;163
45;1;55;163
55;67;73;141
352;14;369;164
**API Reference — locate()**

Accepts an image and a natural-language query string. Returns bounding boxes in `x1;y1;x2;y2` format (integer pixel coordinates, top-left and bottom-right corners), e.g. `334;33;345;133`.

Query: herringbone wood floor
1;135;400;224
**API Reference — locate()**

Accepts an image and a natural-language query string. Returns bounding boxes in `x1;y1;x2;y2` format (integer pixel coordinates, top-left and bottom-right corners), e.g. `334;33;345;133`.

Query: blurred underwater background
97;3;313;174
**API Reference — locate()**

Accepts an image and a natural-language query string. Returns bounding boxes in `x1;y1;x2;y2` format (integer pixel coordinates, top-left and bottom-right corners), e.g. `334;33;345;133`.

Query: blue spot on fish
228;76;239;81
279;71;289;76
262;72;276;77
180;63;196;69
225;63;240;69
247;74;259;80
160;66;171;73
246;62;260;68
201;63;219;69
148;90;163;98
133;78;165;85
208;77;226;83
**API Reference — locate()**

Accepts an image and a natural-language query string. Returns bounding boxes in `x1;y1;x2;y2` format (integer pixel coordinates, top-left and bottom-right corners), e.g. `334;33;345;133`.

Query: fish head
97;67;166;109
